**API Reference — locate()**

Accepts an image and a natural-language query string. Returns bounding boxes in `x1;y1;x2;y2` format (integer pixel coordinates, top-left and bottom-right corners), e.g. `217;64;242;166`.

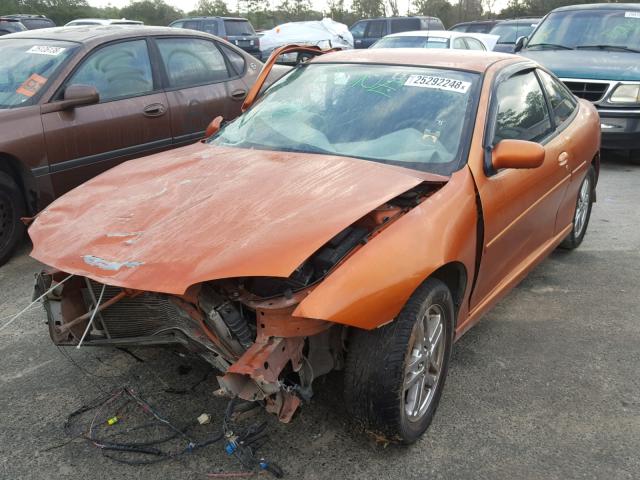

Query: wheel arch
427;262;467;324
0;152;39;214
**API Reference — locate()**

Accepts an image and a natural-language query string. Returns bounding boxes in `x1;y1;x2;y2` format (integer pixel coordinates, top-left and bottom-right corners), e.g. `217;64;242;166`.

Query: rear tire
0;172;26;266
344;278;454;444
560;165;595;250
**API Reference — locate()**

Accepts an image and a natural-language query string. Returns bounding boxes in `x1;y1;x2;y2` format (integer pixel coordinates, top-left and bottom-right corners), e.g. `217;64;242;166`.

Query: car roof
4;25;206;44
312;48;518;72
453;20;499;25
553;3;640;12
362;16;438;20
385;30;463;38
173;16;249;21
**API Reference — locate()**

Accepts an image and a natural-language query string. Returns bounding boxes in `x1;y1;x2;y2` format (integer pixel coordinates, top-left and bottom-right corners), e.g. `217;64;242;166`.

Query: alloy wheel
404;304;446;422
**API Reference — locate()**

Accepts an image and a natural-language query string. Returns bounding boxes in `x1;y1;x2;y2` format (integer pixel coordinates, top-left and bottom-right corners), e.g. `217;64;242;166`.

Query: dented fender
293;167;479;330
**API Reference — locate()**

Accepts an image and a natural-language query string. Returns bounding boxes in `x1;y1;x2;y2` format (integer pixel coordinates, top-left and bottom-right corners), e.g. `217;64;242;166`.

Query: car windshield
210;63;479;175
372;36;450;49
528;9;640;50
490;22;537;44
0;39;78;109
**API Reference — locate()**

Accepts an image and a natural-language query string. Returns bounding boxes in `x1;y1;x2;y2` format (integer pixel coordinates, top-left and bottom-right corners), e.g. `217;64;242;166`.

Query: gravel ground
1;152;638;480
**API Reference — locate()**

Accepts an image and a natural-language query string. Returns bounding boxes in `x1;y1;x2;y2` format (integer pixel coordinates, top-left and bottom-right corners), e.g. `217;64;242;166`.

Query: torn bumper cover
35;271;340;423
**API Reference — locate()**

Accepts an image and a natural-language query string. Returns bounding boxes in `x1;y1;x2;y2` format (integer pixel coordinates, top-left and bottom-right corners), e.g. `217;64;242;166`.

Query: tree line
0;0;629;30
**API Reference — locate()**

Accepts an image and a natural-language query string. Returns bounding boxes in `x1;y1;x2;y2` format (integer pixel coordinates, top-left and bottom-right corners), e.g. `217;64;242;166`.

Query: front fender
293;166;479;330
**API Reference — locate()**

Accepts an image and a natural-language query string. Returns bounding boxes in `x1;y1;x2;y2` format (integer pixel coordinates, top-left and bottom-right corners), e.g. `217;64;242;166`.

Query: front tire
344;278;454;444
0;172;26;266
560;165;595;250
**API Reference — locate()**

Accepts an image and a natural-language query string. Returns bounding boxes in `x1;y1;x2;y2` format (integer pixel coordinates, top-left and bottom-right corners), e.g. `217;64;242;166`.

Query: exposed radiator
84;281;184;339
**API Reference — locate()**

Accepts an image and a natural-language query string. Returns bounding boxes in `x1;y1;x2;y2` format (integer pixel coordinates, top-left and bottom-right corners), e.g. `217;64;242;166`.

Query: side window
465;38;485;50
537;69;577;126
453;38;467;49
171;21;184;28
219;43;246;76
350;21;366;39
183;20;201;30
67;39;154;102
366;20;387;38
493;71;553;144
430;19;445;29
157;37;230;88
390;18;420;33
201;20;219;35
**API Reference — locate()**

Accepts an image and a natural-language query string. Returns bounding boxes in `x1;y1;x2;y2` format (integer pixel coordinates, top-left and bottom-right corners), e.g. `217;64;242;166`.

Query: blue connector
225;441;237;455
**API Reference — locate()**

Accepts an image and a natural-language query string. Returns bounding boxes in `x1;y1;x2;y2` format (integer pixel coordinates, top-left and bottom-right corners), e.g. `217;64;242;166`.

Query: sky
88;0;511;17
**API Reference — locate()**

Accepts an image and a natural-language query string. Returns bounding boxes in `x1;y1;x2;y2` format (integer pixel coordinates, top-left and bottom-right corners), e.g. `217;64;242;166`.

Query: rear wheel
560;165;595;250
0;172;26;266
344;278;454;443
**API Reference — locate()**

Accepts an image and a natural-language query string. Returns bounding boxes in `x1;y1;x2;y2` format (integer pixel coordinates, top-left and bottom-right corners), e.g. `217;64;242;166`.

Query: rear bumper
597;107;640;150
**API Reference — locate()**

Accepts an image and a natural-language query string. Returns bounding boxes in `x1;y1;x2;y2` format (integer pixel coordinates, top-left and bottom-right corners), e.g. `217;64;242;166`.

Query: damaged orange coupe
30;48;600;443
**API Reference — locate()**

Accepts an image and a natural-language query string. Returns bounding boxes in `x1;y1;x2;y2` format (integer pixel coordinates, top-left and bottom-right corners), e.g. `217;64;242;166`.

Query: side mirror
492;139;545;170
204;115;224;139
41;84;99;113
514;36;528;52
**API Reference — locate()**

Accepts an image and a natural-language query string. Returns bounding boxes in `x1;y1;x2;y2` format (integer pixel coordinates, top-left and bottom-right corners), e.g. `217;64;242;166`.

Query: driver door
41;38;171;196
469;69;571;312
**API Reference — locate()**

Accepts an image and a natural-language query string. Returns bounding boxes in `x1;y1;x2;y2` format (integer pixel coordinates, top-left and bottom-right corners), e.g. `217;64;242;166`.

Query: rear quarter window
224;20;255;36
21;18;55;29
390;18;421;33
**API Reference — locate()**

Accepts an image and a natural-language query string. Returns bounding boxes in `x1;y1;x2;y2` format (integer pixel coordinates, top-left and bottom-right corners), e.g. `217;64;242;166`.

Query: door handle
558;152;570;168
143;103;167;117
231;89;247;101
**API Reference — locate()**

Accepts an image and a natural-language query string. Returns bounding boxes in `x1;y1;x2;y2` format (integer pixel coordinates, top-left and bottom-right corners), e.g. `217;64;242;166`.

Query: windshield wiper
527;42;573;50
576;44;640;53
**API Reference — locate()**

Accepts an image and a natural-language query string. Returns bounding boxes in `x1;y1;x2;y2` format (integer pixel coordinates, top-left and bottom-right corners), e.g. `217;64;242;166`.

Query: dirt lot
1;153;639;480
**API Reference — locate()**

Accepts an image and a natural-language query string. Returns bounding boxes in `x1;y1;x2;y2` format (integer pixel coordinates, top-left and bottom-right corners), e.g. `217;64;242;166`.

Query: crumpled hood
521;49;640;81
30;143;444;294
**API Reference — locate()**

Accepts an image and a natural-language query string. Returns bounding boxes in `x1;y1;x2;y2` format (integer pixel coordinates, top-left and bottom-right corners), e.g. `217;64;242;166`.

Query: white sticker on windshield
27;45;66;56
429;37;448;42
404;75;471;93
625;11;640;18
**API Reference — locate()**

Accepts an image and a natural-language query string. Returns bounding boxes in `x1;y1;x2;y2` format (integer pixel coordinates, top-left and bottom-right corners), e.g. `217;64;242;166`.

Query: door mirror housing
491;139;545;170
514;36;528;52
62;84;99;109
204;116;224;139
41;84;99;114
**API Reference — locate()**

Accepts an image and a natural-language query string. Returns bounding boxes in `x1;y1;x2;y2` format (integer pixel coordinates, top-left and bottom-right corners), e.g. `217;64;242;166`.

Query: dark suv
449;20;500;34
2;14;55;29
519;3;640;156
0;17;26;35
490;18;541;53
350;16;444;49
169;17;260;57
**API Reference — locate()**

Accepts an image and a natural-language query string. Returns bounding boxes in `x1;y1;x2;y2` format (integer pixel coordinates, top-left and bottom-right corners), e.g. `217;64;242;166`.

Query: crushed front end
35;272;344;423
34;181;442;423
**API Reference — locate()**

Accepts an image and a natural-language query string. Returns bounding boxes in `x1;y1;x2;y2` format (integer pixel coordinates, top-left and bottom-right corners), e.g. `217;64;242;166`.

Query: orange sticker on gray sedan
16;74;47;97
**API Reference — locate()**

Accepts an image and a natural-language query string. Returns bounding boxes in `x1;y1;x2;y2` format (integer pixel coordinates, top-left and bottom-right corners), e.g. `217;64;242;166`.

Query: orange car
30;48;600;443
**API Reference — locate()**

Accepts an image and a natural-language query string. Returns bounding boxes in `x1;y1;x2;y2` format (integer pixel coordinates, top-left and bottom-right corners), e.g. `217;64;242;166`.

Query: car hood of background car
30;143;446;294
521;49;640;81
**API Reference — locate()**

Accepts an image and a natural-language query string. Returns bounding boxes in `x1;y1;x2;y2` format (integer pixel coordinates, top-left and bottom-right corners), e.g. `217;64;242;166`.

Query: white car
371;30;499;52
65;18;143;26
